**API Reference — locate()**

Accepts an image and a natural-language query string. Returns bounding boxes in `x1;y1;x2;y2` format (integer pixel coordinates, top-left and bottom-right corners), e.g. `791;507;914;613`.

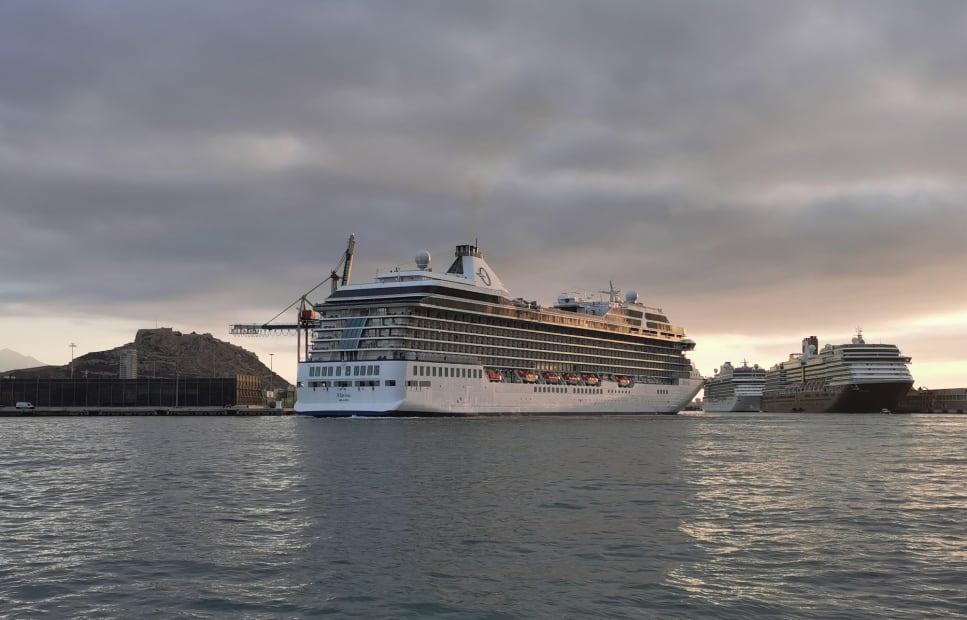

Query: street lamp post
69;342;76;379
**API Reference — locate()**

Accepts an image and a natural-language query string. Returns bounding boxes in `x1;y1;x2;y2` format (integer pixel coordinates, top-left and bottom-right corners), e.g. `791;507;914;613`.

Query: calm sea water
2;413;966;619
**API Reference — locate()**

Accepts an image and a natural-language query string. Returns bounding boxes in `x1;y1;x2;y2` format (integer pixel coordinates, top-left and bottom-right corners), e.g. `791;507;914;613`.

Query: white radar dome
625;290;639;303
415;250;431;270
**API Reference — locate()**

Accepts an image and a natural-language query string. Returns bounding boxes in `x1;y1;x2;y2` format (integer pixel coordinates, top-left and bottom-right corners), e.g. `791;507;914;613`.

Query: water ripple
2;414;967;618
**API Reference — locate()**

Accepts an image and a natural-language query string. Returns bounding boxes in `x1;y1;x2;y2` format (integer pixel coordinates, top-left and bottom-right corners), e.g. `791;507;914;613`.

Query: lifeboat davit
563;372;581;385
542;371;562;384
486;368;503;382
616;375;631;388
582;373;600;386
516;369;539;383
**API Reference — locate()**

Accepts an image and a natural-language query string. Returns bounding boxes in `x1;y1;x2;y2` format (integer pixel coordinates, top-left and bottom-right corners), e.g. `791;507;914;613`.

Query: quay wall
0;406;292;417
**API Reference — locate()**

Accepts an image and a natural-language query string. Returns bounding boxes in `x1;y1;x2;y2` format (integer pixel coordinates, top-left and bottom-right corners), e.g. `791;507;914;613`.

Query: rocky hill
4;328;289;387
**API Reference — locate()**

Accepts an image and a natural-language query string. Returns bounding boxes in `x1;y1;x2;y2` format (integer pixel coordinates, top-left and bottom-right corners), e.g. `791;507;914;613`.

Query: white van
15;401;34;410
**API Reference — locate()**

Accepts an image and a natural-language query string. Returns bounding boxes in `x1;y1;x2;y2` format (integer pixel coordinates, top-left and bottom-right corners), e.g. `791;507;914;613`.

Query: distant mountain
2;328;290;387
0;349;47;373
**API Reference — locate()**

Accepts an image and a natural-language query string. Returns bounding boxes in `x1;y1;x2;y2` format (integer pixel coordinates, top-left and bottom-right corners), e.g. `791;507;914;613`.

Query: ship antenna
600;280;620;304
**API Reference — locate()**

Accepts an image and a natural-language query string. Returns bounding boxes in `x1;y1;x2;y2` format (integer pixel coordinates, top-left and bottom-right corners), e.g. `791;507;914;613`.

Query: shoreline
0;406;293;417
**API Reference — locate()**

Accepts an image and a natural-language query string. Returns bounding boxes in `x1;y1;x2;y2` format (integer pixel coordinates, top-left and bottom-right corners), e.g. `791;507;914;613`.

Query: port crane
229;233;356;361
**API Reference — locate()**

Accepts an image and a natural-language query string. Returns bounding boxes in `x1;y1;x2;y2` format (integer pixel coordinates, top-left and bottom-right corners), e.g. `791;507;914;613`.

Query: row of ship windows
419;305;679;336
316;306;679;348
347;339;682;371
308;380;397;388
305;380;675;396
307;365;488;381
325;302;682;335
308;339;682;372
413;366;483;379
308;364;382;378
774;364;908;375
403;383;641;395
317;326;678;357
357;345;679;373
326;307;628;333
305;380;604;394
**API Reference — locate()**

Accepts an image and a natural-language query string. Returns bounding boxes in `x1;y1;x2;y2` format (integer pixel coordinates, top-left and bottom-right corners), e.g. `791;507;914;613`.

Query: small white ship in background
703;360;766;412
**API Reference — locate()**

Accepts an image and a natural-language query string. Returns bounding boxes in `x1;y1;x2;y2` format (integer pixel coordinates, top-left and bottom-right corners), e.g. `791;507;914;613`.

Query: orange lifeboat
563;373;581;385
486;368;503;382
616;375;631;388
581;373;600;386
542;371;562;384
516;369;538;383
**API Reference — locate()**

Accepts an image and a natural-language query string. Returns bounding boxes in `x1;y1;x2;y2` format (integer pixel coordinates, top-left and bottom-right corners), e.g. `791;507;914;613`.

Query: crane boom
230;233;356;339
342;233;356;288
331;233;356;293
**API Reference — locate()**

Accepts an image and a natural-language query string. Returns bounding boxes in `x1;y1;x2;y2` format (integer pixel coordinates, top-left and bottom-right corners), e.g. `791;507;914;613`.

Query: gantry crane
229;233;356;361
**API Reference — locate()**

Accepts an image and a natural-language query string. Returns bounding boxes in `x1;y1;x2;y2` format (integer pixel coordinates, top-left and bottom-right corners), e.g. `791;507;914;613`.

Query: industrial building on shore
0;375;265;409
899;387;967;414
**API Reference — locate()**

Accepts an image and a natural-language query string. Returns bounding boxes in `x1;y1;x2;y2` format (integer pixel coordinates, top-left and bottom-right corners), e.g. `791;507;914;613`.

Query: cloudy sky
3;1;966;388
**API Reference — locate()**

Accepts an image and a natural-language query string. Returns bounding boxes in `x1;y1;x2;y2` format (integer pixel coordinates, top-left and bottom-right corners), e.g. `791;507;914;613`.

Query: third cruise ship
760;330;913;413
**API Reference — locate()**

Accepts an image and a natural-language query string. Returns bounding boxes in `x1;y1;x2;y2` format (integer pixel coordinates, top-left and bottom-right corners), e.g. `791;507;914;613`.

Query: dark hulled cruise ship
761;331;913;413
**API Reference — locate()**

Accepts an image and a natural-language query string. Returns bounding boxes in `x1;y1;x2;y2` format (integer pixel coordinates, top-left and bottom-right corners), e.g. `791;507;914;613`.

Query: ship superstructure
761;331;913;413
703;360;765;412
295;242;703;416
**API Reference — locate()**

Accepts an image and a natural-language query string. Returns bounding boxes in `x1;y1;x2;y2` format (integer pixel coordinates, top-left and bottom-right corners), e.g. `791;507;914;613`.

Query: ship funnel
444;243;510;294
801;336;819;358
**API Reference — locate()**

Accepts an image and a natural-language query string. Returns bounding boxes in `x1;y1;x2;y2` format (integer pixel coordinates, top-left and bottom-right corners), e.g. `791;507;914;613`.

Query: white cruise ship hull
296;360;703;416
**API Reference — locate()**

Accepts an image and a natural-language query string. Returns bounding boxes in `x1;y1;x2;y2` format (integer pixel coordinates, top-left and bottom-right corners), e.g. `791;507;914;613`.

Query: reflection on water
293;417;697;616
0;418;311;618
670;413;967;619
1;414;966;618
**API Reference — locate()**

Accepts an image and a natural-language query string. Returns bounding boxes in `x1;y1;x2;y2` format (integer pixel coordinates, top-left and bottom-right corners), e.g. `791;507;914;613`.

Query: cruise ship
703;360;765;412
760;331;913;413
294;242;703;416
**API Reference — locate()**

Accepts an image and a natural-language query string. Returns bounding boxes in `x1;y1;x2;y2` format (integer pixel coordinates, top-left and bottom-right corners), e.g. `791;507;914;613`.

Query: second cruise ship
703;360;766;412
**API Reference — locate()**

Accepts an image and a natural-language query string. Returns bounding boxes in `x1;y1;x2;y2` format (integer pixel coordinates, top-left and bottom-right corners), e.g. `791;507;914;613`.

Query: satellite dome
415;250;431;270
625;290;638;303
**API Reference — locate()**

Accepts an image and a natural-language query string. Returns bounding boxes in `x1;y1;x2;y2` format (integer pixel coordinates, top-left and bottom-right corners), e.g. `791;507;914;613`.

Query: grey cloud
2;1;967;374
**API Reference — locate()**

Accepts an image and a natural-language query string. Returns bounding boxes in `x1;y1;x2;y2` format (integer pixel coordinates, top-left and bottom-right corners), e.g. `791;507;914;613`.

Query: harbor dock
0;406;293;417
